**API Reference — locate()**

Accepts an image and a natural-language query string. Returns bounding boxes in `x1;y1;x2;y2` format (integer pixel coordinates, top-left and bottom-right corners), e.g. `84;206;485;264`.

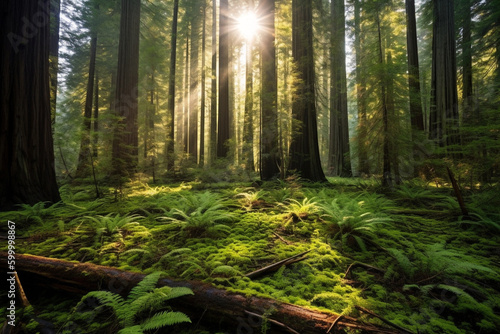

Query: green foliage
83;213;142;236
320;199;391;251
74;272;192;333
158;191;235;238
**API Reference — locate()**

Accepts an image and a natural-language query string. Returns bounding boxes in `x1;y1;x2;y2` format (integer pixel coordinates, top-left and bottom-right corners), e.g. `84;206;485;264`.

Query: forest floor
1;176;500;333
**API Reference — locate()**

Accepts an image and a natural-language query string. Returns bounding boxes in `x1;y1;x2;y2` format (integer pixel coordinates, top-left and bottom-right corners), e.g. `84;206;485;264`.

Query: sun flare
237;12;260;40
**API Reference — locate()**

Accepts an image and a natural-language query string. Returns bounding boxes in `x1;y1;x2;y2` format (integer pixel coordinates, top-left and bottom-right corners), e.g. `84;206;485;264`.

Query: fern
126;271;162;303
76;272;192;332
140;311;191;330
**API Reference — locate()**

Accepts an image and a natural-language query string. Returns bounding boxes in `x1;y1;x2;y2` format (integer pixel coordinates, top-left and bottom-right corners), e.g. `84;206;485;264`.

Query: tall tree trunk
387;51;401;185
0;0;61;209
243;37;254;171
405;0;424;177
354;0;369;176
167;0;179;171
288;0;326;182
461;0;473;122
210;0;217;165
111;0;141;180
49;0;61;126
217;0;230;158
183;31;190;154
328;0;352;177
76;32;98;178
429;0;459;152
406;0;424;132
376;13;392;188
259;0;280;180
200;1;207;167
189;10;201;161
93;71;99;158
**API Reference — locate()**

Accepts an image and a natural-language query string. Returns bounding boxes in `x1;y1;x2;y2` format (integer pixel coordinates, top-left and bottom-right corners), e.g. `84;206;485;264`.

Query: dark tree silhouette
217;0;230;158
112;0;141;178
288;0;326;182
328;0;352;177
429;0;459;150
0;0;61;209
259;0;280;180
166;0;179;170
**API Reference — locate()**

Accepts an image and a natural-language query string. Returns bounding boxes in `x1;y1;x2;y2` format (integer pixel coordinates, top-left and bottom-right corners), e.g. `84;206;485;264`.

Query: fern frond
140;311;191;331
79;290;125;313
117;325;143;334
127;272;162;303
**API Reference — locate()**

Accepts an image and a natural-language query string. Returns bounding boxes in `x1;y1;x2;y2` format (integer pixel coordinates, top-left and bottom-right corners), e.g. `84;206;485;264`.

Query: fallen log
245;250;310;279
0;253;398;334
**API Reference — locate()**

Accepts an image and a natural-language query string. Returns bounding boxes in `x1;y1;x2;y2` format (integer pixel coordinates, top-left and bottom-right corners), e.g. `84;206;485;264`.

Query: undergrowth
1;178;499;334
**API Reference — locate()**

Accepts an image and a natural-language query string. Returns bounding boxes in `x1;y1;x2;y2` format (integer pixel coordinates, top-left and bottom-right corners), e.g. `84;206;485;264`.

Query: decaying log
245;250;310;279
0;253;399;334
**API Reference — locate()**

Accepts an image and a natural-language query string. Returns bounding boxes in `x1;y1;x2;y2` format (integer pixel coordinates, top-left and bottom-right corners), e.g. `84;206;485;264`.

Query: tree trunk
405;0;424;132
289;0;327;182
49;0;61;126
76;32;98;178
189;9;200;161
93;71;99;158
0;253;398;334
259;0;280;180
167;0;180;171
461;0;473;123
0;0;61;209
210;0;217;165
200;1;207;167
376;13;392;188
111;0;141;179
243;38;254;171
183;31;190;154
354;0;369;176
429;0;459;152
328;0;352;177
217;0;230;158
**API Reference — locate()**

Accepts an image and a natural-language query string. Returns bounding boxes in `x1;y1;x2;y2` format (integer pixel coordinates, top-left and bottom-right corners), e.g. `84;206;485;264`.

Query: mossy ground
1;177;499;333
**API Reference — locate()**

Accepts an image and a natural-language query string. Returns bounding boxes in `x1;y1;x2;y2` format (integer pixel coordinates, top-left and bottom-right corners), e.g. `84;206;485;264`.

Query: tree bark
0;253;397;334
405;0;424;132
217;0;230;158
429;0;459;151
328;0;352;177
289;0;327;182
243;37;254;171
167;0;180;171
376;12;392;188
92;71;99;158
189;8;201;161
210;0;217;165
76;32;98;178
200;1;207;166
0;0;61;209
49;0;61;126
259;0;280;180
354;0;369;176
111;0;141;179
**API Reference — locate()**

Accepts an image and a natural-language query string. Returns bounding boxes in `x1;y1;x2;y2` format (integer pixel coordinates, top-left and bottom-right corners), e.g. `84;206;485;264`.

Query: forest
1;0;500;333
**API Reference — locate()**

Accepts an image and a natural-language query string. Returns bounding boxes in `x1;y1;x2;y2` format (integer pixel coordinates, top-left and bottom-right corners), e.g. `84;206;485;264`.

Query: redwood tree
429;0;459;150
328;0;352;177
111;0;141;178
0;0;61;209
288;0;326;182
259;0;280;180
217;0;230;158
166;0;179;170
